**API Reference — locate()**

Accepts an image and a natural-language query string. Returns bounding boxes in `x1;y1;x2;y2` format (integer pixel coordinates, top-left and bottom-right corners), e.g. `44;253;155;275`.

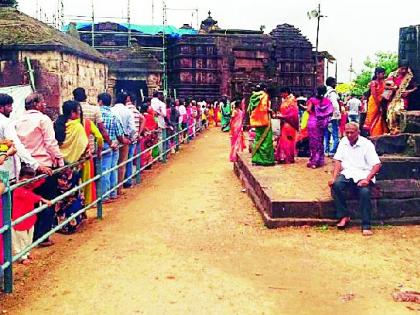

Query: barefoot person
328;122;381;236
247;84;275;166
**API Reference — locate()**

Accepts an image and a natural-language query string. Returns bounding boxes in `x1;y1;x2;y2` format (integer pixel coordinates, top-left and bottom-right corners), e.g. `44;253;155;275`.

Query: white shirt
334;136;381;183
111;103;136;139
347;98;361;115
326;86;341;120
0;113;39;180
151;97;167;129
178;105;187;124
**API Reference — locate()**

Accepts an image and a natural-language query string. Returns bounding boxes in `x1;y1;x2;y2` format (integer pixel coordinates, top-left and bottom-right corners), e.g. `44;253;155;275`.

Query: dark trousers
33;174;58;243
331;174;373;230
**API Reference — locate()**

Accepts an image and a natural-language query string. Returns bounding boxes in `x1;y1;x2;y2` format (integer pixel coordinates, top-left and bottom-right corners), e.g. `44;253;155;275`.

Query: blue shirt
100;106;124;141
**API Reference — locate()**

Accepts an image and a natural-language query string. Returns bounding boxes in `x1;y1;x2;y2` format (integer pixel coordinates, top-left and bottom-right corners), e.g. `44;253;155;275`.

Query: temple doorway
115;80;148;103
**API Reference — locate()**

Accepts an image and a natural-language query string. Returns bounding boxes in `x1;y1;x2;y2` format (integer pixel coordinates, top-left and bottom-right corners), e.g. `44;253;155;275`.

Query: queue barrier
0;120;207;293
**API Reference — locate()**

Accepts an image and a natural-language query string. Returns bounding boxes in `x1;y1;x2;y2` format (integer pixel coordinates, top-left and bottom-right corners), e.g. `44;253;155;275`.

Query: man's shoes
336;217;351;230
362;229;373;236
123;183;132;189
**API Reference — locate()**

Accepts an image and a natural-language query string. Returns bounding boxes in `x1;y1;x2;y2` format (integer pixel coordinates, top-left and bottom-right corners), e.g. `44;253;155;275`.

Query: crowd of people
0;89;213;267
223;65;417;235
0;64;416;268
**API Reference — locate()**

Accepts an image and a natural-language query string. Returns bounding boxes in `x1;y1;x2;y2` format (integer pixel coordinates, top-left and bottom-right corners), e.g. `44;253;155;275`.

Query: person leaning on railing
11;166;52;265
15;93;65;247
139;101;158;169
124;93;145;188
0;141;17;265
111;92;137;196
98;93;128;203
0;94;52;182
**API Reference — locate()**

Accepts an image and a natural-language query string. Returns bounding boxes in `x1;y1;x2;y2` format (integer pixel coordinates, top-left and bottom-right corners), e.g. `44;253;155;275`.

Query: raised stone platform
234;152;420;228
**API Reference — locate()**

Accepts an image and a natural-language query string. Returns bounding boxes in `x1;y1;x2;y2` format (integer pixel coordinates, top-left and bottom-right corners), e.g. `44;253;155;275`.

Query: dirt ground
1;128;420;315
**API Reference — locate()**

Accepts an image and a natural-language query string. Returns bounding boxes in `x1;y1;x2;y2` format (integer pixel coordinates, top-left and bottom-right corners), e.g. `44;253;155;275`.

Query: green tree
351;52;398;96
0;0;17;7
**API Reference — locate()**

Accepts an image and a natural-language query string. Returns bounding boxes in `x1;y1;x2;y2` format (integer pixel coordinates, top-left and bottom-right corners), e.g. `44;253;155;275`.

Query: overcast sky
19;0;420;82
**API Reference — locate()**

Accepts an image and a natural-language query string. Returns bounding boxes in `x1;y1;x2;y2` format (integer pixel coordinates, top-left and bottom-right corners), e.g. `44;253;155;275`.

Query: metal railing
0;120;207;293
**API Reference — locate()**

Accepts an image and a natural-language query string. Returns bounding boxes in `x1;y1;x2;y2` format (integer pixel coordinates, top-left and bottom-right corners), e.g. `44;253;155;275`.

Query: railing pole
175;126;180;152
135;141;141;185
95;153;103;220
2;172;13;293
162;129;167;164
186;121;190;144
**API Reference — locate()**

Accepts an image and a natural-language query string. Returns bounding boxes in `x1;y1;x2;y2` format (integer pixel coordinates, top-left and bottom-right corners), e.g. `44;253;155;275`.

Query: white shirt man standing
111;92;136;195
325;77;341;155
151;91;167;160
347;96;362;123
328;122;381;236
0;93;51;182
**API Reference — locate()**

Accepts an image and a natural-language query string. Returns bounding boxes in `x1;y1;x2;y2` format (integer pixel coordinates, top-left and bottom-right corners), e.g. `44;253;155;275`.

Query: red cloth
12;186;42;231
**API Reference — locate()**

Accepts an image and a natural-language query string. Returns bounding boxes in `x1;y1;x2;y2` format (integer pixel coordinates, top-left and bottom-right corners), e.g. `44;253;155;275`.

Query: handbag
300;111;309;130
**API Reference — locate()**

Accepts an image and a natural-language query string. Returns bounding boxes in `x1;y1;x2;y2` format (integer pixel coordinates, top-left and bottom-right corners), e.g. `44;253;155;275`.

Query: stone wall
0;49;108;118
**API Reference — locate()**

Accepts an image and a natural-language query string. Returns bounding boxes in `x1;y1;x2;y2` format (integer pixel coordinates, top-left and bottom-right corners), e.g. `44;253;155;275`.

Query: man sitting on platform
328;122;381;236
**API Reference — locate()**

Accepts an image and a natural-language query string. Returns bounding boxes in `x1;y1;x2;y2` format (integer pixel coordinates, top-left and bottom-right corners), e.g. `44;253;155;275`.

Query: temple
64;11;329;100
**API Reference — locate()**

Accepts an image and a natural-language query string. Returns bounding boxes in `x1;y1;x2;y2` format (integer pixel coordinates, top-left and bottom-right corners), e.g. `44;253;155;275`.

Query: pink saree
229;109;245;162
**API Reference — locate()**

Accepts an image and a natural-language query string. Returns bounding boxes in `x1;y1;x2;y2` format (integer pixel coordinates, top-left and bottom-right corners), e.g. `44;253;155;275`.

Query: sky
18;0;420;82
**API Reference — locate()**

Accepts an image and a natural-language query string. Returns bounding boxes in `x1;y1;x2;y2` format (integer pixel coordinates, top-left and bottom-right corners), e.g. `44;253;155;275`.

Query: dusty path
2;128;420;315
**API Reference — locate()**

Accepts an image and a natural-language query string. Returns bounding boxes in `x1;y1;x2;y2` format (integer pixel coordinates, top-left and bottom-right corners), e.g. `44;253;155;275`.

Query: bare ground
1;128;420;315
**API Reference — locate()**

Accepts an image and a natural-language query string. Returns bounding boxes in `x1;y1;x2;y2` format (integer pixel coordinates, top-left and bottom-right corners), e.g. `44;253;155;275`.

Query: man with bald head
328;122;381;236
15;92;63;246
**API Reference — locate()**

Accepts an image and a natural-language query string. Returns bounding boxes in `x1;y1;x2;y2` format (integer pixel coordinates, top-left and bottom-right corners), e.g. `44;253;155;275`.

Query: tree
0;0;17;7
351;52;398;96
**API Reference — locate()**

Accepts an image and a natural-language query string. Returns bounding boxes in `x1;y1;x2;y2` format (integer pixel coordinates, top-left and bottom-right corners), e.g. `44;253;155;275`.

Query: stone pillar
400;111;420;133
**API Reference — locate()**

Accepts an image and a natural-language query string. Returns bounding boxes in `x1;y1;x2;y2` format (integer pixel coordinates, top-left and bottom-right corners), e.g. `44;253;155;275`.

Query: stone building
0;7;108;117
103;45;162;99
399;24;420;110
64;21;198;98
166;12;324;99
66;12;327;100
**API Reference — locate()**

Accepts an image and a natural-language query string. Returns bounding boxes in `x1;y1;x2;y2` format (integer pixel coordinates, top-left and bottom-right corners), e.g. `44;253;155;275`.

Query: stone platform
234;152;420;228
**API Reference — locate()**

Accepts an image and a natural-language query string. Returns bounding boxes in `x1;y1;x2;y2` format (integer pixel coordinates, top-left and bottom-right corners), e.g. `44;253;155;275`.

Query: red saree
275;95;299;163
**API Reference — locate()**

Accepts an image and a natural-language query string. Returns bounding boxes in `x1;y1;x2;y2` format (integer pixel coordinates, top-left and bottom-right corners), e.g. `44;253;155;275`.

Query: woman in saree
208;103;215;127
386;64;417;134
306;86;333;169
80;116;103;206
220;97;232;132
229;100;245;162
275;87;299;164
248;84;275;166
54;101;89;164
364;67;388;136
140;103;158;168
186;101;195;138
214;101;221;127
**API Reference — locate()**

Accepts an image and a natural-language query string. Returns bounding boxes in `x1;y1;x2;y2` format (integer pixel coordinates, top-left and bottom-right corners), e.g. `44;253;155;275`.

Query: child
248;128;256;154
55;168;84;234
12;166;52;265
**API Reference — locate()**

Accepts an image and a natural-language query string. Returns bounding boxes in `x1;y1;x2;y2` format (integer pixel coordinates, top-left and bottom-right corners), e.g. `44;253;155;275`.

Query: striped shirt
80;102;103;125
100;106;124;141
126;103;141;140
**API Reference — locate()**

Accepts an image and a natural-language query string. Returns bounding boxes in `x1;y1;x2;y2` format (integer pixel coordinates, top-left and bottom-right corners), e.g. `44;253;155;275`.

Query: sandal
337;217;351;230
